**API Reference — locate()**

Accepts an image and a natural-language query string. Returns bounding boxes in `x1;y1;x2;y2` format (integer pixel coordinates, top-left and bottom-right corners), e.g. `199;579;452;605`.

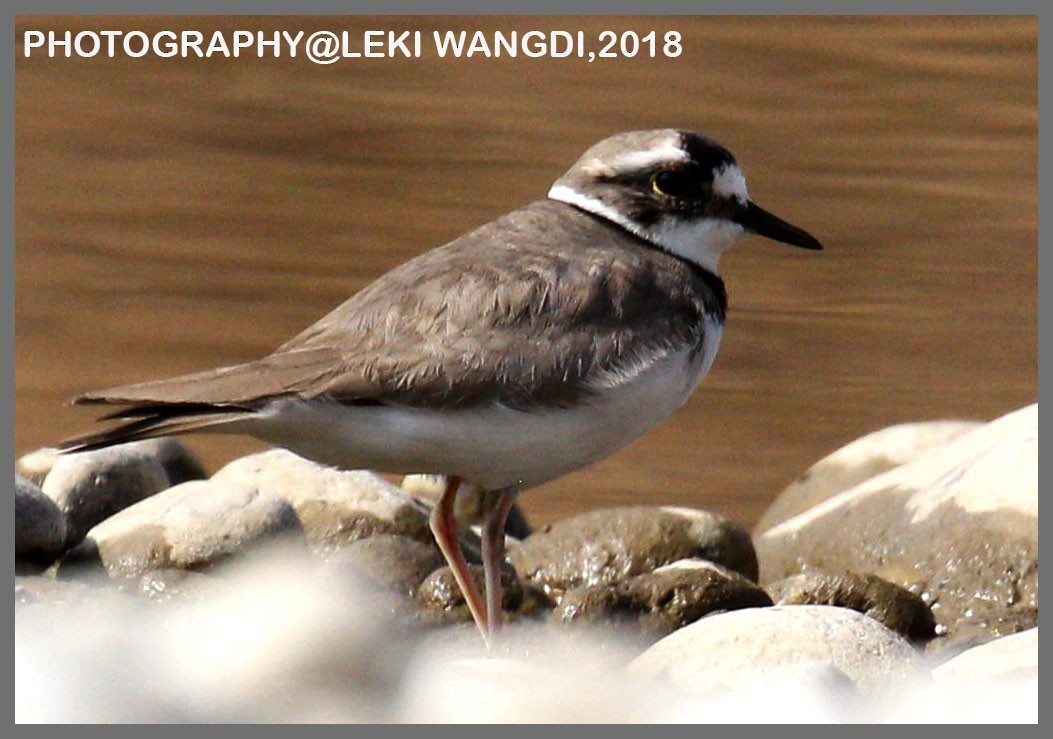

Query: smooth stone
628;604;926;698
552;559;772;640
16;475;69;571
756;404;1037;647
755;420;981;534
767;571;936;642
41;442;172;547
508;505;758;601
19;438;206;489
890;629;1038;722
16;447;62;486
59;479;303;577
138;437;208;485
401;474;533;540
323;534;444;597
212;449;431;551
931;627;1037;686
415;563;551;628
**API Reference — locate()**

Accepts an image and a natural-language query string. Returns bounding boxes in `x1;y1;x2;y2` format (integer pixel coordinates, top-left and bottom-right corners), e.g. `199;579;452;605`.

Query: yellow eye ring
651;169;694;198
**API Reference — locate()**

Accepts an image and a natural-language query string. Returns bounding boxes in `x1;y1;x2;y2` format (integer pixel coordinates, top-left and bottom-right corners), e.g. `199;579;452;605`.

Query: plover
60;129;822;645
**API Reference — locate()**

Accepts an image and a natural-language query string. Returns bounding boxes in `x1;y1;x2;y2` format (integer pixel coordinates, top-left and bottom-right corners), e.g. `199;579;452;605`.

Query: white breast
252;319;724;491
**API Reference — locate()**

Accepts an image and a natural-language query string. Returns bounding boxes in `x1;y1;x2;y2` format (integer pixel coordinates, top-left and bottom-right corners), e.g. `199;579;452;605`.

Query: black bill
737;201;823;251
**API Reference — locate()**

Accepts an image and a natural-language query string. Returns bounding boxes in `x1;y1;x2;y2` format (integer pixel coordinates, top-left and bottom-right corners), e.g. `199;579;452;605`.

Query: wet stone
766;570;937;643
415;563;552;628
16;475;69;572
756;405;1037;649
553;559;773;641
508;505;758;601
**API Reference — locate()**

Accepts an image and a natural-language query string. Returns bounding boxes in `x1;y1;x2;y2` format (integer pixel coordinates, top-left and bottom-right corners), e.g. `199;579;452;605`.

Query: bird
59;129;822;646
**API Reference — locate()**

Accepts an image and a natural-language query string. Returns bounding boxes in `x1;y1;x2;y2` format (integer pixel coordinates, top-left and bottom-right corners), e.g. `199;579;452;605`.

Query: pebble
415;563;551;628
552;559;772;640
627;604;927;698
323;534;444;597
508;505;758;601
755;420;980;533
756;404;1037;648
212;449;431;551
59;478;303;578
766;570;936;642
20;438;206;488
40;443;172;547
931;627;1037;686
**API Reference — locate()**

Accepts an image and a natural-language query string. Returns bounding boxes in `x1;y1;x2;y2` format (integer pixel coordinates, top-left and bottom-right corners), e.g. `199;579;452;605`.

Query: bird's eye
651;169;695;198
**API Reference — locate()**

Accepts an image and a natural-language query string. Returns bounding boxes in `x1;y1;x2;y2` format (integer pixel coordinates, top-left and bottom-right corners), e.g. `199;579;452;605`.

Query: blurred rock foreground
15;404;1037;722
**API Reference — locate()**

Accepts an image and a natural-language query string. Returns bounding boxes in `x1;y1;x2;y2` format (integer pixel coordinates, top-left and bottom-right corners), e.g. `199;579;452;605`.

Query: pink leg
428;475;490;645
480;488;520;640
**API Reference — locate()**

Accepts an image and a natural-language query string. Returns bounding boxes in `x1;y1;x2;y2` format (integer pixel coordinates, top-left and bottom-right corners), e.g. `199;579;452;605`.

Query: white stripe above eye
605;143;690;174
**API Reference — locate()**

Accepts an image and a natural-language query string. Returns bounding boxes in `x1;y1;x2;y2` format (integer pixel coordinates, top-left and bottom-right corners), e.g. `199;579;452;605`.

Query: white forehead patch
606;142;689;174
712;163;749;204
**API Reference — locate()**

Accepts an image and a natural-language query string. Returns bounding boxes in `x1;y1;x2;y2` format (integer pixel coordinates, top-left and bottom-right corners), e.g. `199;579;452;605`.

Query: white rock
627;605;926;697
68;478;302;576
755;420;981;533
213;450;430;549
932;628;1037;686
888;629;1038;723
765;405;1036;539
755;405;1037;644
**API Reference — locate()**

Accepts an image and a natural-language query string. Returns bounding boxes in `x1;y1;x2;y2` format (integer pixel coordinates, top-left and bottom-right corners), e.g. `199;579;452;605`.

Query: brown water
15;16;1037;529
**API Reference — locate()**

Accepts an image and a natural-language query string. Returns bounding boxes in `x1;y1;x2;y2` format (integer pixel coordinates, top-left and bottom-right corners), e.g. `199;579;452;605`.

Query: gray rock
16;475;68;571
60;479;303;577
324;534;444;597
508;505;758;601
628;604;927;698
41;443;172;547
20;439;206;489
553;559;772;641
755;420;981;534
766;570;936;642
756;404;1037;648
137;438;208;485
212;450;431;551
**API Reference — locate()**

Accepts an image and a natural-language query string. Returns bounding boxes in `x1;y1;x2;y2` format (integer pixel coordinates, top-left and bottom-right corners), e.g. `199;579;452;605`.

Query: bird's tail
58;403;253;453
